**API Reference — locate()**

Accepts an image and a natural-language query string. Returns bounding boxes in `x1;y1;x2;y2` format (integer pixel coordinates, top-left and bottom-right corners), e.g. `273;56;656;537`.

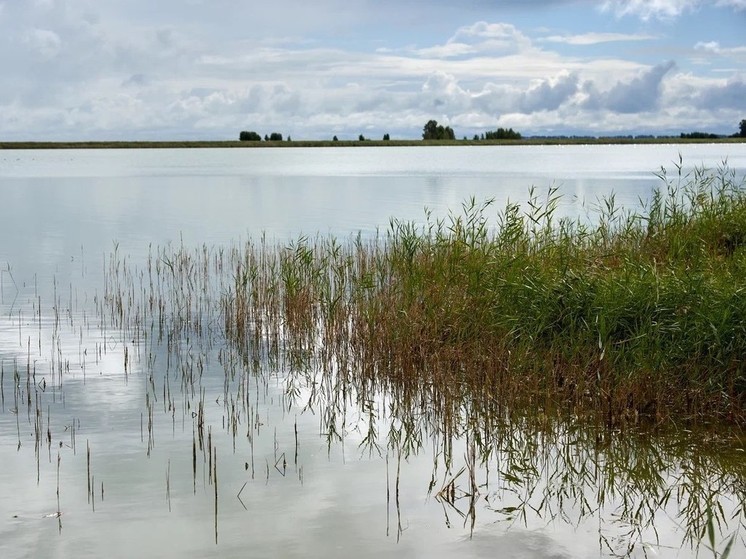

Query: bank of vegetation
2;137;746;150
224;163;746;427
3;119;744;149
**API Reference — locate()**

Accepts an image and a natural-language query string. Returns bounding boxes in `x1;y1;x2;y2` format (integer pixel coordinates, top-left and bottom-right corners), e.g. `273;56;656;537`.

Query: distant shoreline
1;138;745;149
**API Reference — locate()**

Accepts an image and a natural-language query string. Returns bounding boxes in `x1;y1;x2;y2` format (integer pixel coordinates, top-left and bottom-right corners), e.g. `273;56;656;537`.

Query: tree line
240;130;392;142
241;119;746;142
239;131;290;142
240;121;522;142
682;120;746;139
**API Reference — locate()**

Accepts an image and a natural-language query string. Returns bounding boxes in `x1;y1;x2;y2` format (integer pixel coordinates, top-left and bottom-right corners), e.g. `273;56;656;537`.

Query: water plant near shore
225;162;746;426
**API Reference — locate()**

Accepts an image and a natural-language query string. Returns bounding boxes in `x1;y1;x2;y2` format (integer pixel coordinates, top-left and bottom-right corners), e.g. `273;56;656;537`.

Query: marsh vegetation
225;161;746;427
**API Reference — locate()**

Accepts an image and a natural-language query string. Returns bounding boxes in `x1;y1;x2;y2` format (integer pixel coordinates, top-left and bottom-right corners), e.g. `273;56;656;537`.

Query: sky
1;0;745;140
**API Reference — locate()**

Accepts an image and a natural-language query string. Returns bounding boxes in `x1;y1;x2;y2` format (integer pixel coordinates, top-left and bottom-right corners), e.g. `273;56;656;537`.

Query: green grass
1;137;745;149
224;162;746;426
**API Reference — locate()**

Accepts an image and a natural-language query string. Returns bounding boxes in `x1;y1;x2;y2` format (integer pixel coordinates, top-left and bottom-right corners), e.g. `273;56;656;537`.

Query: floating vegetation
1;163;745;557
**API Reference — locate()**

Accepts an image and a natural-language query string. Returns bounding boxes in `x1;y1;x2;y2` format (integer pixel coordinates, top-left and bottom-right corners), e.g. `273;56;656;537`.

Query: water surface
1;145;745;558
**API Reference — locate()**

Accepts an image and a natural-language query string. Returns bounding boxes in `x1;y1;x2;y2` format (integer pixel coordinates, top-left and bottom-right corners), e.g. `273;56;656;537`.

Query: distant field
1;137;745;149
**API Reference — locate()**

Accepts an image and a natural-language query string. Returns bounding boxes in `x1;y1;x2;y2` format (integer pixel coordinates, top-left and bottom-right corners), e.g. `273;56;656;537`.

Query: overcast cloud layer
1;0;744;140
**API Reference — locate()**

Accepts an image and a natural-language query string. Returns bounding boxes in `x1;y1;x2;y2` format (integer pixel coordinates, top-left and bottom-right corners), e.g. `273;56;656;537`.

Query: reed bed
225;163;746;426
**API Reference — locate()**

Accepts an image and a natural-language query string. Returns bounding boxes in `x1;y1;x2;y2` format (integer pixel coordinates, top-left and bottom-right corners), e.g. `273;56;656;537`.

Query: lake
1;144;745;558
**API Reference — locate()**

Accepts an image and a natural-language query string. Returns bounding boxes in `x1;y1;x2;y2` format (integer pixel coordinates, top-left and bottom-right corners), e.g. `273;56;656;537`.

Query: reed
222;163;746;426
213;447;218;545
166;459;171;512
56;451;61;527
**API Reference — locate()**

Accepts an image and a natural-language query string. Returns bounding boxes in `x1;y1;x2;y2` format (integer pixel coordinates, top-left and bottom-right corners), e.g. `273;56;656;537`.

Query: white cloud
416;21;533;58
694;41;746;59
122;73;149;87
602;0;698;19
695;41;722;53
454;21;533;53
421;71;472;113
23;28;61;58
0;0;743;140
692;77;746;109
521;72;580;112
603;0;746;19
583;61;677;113
452;21;530;44
541;32;656;45
716;0;746;9
415;42;476;58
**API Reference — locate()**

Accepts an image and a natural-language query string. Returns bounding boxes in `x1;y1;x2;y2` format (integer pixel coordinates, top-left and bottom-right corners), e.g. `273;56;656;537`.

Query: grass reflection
283;348;745;557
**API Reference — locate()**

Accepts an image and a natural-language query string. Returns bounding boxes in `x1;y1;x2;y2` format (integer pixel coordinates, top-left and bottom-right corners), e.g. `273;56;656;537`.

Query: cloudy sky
1;0;745;140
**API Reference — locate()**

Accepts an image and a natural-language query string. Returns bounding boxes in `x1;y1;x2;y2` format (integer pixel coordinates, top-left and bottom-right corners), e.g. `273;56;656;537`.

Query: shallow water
1;145;745;558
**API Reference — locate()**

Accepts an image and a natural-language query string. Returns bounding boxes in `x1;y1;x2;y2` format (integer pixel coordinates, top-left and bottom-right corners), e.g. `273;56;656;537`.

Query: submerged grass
225;162;746;426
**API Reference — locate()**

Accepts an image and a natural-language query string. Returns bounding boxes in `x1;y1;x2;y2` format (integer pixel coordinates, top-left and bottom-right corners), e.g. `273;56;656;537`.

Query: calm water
2;145;745;291
1;145;745;558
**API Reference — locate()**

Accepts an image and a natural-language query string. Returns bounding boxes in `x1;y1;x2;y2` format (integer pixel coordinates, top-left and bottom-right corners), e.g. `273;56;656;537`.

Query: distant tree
333;135;339;142
239;130;262;141
264;134;269;141
473;134;479;141
287;136;292;142
740;119;746;137
484;127;522;140
268;132;283;141
359;134;366;141
422;120;438;140
422;119;455;140
383;133;390;141
680;132;719;139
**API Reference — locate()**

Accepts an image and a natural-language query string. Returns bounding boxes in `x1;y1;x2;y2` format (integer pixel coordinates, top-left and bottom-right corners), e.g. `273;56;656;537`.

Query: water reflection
3;145;745;303
2;146;746;557
288;352;745;557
